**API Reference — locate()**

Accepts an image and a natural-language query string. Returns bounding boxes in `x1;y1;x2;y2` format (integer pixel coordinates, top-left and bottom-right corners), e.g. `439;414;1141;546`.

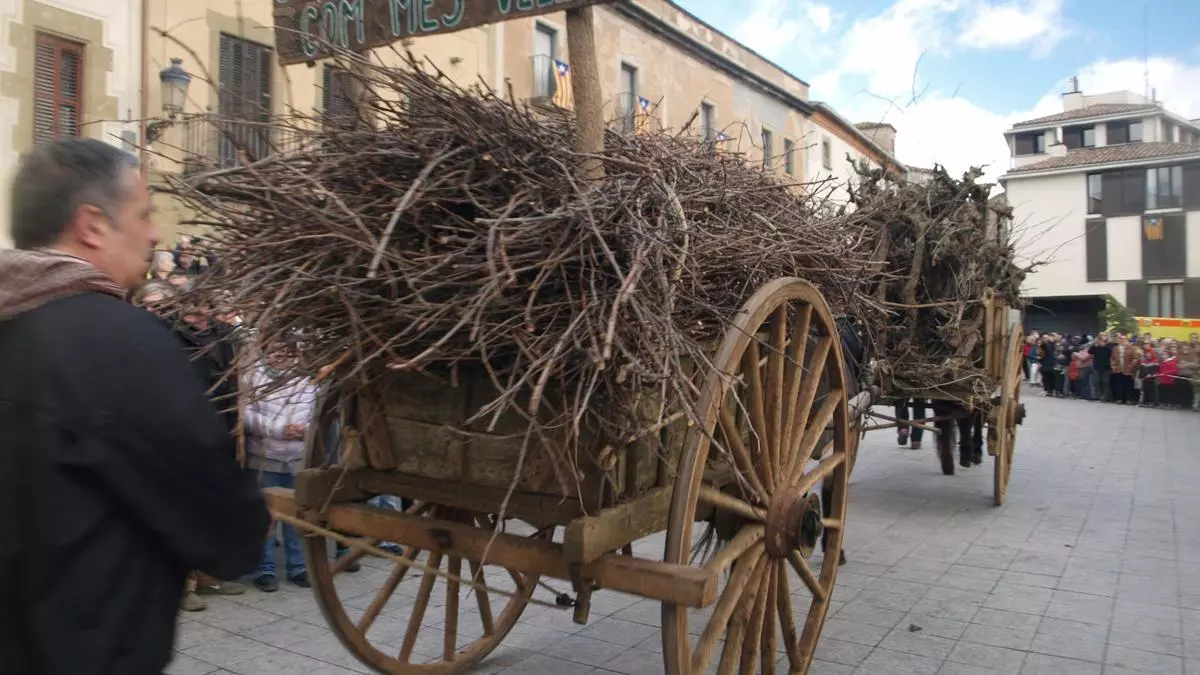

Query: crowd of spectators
133;235;408;612
1024;330;1200;409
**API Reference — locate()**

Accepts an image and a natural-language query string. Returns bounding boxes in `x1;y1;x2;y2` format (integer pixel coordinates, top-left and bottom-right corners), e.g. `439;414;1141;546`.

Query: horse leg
972;410;985;465
955;408;973;468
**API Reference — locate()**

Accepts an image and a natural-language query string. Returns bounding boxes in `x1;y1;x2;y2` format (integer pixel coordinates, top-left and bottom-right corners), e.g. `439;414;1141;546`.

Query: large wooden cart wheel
988;323;1024;506
662;278;852;675
299;395;542;674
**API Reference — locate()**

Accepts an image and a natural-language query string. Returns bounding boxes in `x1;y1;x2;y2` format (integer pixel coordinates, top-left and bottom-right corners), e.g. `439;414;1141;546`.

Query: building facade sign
274;0;606;65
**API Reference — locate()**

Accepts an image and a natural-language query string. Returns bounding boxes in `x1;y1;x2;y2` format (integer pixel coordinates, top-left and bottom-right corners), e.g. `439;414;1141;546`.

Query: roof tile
1007;142;1200;173
1011;104;1158;128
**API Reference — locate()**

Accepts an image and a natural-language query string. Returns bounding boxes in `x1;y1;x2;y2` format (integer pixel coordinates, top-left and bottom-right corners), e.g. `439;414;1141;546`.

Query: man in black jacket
0;138;269;675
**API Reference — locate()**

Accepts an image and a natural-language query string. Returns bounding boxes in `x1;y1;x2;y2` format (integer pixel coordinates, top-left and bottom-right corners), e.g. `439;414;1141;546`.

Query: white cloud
958;0;1067;55
803;2;835;33
816;0;963;100
826;56;1200;187
732;0;838;60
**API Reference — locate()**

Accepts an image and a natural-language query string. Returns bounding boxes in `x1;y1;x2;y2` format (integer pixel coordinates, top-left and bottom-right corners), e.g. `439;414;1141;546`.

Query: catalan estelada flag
552;59;573;109
636;96;653;133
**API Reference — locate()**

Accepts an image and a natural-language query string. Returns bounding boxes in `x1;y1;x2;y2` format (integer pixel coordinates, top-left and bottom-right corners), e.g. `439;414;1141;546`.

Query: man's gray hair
9;137;139;250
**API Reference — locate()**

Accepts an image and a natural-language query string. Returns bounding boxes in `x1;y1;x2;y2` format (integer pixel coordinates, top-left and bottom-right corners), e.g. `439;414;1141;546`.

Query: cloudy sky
676;0;1200;183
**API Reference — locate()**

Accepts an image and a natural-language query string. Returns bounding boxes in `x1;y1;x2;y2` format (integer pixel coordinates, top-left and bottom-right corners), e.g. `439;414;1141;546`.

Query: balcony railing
531;54;557;101
176;114;306;175
614;92;637;134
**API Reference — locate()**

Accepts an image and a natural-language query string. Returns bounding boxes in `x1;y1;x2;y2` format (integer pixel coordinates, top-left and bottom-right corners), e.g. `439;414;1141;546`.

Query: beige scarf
0;248;125;321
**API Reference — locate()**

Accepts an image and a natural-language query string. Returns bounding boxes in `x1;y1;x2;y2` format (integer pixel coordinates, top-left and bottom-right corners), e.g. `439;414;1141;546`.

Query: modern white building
1001;81;1200;334
0;0;144;247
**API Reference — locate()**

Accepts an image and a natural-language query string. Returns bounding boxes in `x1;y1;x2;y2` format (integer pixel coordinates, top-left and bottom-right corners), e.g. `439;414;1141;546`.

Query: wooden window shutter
33;33;84;144
322;65;356;129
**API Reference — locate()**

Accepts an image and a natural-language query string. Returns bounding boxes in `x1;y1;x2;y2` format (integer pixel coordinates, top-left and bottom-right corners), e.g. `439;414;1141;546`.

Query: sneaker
288;574;311;589
335;549;362;573
910;441;922;450
180;591;207;612
897;432;909;447
254;574;280;593
196;580;247;596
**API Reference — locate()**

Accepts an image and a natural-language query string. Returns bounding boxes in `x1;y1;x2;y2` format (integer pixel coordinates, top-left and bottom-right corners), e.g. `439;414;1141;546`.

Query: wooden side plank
264;488;716;608
352;469;586;526
563;487;672;564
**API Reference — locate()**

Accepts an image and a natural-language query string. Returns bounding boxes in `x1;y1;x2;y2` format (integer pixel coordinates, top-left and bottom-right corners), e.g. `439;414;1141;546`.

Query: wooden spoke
468;559;496;636
698;485;767;523
702;526;765;576
788;550;827;602
821;518;843;530
776;562;803;668
715;556;767;675
400;551;443;662
718;404;769;500
787;451;846;503
786;389;843;481
741;341;770;486
781;304;813;465
739;563;772;675
761;567;778;675
689;544;765;674
766;305;788;487
780;336;831;477
444;557;461;662
357;544;420;633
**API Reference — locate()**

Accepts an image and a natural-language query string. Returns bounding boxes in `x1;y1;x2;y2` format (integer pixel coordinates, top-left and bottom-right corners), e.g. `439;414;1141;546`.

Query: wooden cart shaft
265;488;717;608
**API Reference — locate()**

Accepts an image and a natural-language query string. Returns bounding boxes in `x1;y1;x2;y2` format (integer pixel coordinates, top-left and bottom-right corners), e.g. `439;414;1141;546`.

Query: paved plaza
170;388;1200;675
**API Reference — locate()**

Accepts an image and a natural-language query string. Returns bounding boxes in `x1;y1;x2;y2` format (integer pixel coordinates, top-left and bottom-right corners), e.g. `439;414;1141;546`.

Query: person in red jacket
1158;341;1182;408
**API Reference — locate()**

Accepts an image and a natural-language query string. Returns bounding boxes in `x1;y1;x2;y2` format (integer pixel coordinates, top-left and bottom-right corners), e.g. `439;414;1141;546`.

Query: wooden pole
565;6;605;182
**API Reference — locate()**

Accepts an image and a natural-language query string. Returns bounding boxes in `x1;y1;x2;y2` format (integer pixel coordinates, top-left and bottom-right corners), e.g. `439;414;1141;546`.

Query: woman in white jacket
243;343;317;592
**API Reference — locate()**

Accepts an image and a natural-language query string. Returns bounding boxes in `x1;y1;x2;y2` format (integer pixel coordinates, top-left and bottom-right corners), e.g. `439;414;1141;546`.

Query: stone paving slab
170;390;1200;674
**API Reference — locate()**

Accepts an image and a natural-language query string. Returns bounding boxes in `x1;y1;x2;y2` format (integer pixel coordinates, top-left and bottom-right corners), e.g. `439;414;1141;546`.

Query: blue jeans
252;469;306;579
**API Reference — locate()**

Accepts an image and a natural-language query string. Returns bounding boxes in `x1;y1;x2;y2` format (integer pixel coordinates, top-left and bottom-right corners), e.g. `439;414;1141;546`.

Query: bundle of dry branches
849;164;1029;403
167;52;882;493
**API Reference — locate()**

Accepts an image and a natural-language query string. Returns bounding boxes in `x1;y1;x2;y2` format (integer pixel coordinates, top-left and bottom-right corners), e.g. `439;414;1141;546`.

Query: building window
761;127;773;169
619;62;637;134
1163;122;1175;143
322;65;356;129
532;23;556;99
821;137;832;170
783;138;795;175
1146;166;1183;209
34;33;85;144
217;33;273;165
1013;131;1046;155
1108;120;1144;145
699;102;715;142
1087;173;1102;214
1063;125;1095;150
1148;283;1184;318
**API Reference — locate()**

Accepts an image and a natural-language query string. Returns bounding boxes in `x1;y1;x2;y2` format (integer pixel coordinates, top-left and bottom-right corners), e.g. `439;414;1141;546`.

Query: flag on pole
636;96;653;133
552;59;573;109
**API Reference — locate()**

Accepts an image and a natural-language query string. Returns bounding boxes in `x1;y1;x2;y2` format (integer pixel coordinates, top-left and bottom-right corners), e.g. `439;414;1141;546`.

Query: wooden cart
874;290;1026;506
265;278;873;675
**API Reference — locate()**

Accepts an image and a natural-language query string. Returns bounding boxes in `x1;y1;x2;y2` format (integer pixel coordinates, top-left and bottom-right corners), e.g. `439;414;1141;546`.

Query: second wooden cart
870;290;1026;506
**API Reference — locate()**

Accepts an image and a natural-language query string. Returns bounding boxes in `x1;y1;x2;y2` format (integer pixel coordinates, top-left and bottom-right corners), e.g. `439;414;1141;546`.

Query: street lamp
146;57;192;143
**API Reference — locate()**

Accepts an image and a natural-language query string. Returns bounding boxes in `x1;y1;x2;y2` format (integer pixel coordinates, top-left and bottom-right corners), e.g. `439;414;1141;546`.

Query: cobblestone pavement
170;388;1200;674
